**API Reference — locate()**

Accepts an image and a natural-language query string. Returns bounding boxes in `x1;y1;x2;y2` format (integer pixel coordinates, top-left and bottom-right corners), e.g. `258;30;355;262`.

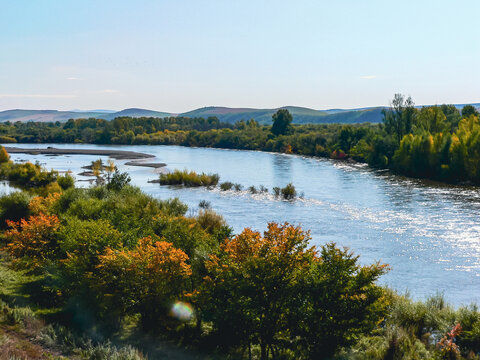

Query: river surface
3;143;480;306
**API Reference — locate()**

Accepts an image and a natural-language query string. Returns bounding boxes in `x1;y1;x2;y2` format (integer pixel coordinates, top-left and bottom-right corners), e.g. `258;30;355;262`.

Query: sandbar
4;146;155;160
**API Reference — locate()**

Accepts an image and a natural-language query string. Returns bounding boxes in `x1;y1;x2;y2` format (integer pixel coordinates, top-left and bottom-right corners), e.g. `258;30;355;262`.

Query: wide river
3;143;480;306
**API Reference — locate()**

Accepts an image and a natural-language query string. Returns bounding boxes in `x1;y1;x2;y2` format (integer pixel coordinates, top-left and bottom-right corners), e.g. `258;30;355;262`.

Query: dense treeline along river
3;143;480;306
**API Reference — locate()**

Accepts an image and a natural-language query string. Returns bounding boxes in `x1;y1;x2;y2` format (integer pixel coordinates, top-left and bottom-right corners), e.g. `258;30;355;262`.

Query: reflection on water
3;143;480;306
272;154;293;185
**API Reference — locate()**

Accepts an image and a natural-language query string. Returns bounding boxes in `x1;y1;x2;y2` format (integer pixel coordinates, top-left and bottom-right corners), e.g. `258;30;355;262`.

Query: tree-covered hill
2;104;478;125
179;105;386;124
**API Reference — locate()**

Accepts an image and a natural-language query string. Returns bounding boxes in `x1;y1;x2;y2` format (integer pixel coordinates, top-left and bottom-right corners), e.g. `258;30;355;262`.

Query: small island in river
4;146;167;169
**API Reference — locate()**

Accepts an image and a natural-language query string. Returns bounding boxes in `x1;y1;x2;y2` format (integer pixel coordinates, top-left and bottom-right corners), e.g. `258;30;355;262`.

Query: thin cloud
66;77;81;80
359;75;377;80
0;93;76;98
91;89;120;94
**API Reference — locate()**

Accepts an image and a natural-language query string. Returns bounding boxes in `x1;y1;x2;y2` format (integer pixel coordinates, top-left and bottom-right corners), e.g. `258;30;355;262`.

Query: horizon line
1;101;479;114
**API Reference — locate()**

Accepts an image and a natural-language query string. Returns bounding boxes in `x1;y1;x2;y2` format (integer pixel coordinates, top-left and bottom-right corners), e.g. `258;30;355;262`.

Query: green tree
200;223;315;358
296;243;388;359
415;106;447;134
271;109;293;136
383;94;416;142
200;222;388;359
462;104;479;118
106;169;131;191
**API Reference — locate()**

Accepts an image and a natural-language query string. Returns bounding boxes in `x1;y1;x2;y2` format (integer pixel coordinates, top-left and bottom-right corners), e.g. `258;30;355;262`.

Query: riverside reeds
159;169;219;187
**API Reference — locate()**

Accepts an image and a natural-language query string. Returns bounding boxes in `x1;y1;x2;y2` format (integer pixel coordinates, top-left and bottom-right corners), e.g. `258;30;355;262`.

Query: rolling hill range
0;108;172;123
179;106;385;124
0;103;478;125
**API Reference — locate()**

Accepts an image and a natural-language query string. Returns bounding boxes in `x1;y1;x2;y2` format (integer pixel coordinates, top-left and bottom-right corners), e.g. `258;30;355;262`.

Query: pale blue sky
1;0;479;112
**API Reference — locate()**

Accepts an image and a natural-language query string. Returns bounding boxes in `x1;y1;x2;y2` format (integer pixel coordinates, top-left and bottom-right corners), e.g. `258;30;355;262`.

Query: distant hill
178;106;385;124
108;108;171;119
0;103;478;125
0;110;111;123
0;108;172;123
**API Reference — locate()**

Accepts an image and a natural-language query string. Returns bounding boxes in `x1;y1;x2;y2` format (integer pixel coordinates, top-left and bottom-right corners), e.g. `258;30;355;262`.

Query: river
3;143;480;306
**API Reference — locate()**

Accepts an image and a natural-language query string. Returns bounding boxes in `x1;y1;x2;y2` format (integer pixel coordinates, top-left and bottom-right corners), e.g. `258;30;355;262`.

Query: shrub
160;169;219;187
0;191;31;229
58;218;123;274
0;146;10;162
281;183;297;200
198;200;211;209
57;173;75;190
2;161;58;189
272;186;281;197
248;185;257;194
5;213;60;268
96;237;192;329
28;193;61;215
158;197;188;217
106;169;131;191
196;209;226;235
233;183;243;191
220;181;234;191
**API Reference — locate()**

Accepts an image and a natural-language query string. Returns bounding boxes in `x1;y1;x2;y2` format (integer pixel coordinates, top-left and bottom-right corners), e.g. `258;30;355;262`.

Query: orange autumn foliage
28;193;61;215
206;222;317;273
95;237;192;321
5;213;60;267
0;146;10;163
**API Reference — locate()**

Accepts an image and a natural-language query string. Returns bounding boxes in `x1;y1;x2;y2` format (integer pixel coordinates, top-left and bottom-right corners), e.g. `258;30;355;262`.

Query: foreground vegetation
1;96;480;185
0;149;479;359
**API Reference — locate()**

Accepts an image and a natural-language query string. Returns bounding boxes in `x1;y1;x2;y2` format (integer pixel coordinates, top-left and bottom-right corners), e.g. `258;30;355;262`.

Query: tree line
0;97;479;184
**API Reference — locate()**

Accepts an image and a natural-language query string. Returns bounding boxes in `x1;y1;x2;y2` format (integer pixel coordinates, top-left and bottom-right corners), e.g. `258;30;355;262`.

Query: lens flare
171;301;194;321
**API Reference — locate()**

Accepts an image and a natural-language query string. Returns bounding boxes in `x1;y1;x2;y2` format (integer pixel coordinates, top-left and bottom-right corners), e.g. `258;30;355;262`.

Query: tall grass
0;299;145;359
159;169;219;187
220;181;234;191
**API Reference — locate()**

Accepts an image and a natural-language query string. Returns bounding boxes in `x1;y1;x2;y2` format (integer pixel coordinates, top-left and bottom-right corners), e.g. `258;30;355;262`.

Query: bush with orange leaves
28;193;61;215
438;323;462;360
199;222;388;360
4;213;60;268
95;236;192;330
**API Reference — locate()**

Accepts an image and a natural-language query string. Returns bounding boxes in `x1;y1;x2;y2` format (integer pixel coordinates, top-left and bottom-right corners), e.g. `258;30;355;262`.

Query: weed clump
160;169;219;187
220;181;234;191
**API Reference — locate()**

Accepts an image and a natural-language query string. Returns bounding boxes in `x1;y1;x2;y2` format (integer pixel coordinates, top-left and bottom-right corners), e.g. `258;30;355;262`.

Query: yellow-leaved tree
95;236;192;330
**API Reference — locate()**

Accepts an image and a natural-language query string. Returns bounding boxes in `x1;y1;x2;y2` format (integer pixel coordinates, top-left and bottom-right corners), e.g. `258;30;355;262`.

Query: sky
0;0;479;112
